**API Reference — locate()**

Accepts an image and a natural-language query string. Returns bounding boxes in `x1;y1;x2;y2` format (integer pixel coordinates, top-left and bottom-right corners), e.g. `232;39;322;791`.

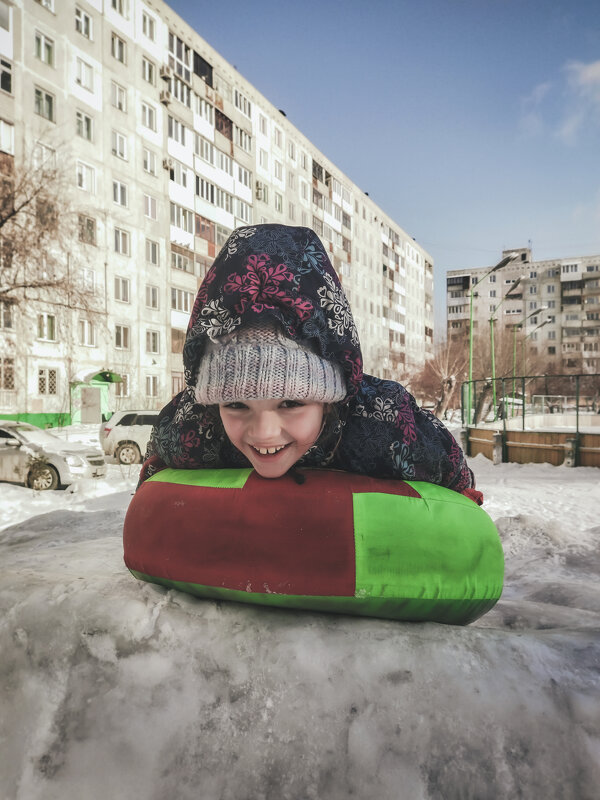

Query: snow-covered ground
1;426;599;800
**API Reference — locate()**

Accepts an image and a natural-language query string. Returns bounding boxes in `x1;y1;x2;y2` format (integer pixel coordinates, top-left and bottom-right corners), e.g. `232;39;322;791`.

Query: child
140;224;481;503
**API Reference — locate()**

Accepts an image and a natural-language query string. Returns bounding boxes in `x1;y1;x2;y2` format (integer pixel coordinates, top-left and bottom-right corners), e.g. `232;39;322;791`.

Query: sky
167;0;600;330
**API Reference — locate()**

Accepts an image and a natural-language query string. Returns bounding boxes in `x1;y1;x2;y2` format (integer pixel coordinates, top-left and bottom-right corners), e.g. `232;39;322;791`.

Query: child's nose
250;411;281;440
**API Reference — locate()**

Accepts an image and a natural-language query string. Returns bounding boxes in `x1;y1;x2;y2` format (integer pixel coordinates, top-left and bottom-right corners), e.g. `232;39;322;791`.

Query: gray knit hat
194;320;347;405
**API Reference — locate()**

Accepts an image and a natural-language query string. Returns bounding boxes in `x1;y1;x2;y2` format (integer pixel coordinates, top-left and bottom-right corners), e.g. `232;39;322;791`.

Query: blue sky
169;0;600;328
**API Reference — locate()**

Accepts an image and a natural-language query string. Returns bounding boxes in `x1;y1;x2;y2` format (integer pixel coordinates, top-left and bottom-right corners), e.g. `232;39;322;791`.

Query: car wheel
116;442;141;465
27;464;60;491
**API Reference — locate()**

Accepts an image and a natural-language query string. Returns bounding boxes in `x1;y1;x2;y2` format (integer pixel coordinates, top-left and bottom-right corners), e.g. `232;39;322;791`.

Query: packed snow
1;425;599;800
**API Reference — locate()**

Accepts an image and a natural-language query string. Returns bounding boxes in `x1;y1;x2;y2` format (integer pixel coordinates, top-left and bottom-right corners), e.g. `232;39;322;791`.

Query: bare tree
411;338;468;418
0;144;96;312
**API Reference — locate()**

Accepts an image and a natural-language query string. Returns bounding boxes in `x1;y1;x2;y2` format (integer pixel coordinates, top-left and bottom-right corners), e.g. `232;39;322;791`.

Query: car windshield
10;426;63;446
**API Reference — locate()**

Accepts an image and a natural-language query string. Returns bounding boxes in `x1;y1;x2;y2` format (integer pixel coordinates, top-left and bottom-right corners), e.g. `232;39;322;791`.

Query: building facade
447;248;600;374
0;0;434;424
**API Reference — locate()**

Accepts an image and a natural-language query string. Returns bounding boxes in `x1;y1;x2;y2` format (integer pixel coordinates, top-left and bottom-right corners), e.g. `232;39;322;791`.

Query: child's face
219;398;325;478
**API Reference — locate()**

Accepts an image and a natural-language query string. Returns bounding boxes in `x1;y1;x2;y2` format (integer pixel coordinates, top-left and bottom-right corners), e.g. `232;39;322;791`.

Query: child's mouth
250;444;289;457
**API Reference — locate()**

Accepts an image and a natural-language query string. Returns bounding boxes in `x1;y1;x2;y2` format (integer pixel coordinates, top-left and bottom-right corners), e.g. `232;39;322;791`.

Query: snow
1;426;599;800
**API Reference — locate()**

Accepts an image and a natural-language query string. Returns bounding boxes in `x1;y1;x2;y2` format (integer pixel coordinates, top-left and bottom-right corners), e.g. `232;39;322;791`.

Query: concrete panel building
0;0;434;424
446;247;600;373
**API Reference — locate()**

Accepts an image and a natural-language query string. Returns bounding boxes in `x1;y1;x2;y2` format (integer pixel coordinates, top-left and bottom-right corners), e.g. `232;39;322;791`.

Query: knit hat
194;320;347;405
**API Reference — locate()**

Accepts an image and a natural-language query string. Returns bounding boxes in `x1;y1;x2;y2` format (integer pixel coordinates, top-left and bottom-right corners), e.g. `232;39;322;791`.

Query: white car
99;410;159;464
0;421;107;490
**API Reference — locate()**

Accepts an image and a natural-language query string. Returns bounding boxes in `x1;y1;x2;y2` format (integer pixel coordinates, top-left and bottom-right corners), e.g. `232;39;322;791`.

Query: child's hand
461;487;484;506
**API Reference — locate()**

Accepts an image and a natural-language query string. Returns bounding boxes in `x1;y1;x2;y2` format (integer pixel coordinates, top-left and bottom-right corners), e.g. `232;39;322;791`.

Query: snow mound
1;456;600;799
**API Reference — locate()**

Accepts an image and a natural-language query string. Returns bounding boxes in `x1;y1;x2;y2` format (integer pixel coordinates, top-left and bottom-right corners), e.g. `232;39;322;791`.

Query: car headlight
65;454;85;468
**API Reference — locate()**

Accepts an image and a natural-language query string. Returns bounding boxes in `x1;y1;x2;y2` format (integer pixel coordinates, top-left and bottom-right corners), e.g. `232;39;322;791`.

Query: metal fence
460;373;600;435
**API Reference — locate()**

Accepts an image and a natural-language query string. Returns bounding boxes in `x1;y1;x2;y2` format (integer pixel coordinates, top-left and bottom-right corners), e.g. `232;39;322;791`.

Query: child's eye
280;400;303;409
223;402;248;410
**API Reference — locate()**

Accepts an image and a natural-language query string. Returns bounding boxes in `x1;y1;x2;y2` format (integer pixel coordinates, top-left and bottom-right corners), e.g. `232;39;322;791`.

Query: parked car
99;410;159;464
0;421;106;490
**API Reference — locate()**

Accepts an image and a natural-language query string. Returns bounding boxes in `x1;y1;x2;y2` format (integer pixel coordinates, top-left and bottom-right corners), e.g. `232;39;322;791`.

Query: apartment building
0;0;434;424
447;247;600;373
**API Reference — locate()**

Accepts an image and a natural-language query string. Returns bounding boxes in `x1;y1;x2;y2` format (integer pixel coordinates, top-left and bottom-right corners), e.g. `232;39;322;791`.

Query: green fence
461;373;600;435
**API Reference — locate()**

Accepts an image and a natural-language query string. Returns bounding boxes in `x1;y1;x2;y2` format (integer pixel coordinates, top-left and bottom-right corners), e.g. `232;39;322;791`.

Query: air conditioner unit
159;64;172;80
163;157;174;171
159;90;171;105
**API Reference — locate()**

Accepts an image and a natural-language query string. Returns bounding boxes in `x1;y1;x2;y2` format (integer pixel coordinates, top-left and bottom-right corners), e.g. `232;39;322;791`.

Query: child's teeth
257;446;284;455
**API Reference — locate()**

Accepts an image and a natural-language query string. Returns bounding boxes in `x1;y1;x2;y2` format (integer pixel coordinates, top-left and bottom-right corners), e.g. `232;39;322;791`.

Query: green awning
88;370;123;384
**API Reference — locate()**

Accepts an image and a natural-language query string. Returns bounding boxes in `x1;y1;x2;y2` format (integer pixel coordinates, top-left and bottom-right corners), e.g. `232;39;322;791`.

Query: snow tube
123;468;503;625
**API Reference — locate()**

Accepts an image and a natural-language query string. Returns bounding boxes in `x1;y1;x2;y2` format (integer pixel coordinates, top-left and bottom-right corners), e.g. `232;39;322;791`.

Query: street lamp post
488;276;524;418
466;252;519;424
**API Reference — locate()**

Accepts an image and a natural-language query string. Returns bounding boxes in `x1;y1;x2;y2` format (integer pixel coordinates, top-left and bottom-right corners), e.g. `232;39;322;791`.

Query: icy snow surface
1;426;599;800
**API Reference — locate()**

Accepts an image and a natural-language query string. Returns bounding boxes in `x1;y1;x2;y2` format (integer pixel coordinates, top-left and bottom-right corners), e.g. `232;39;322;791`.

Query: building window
274;160;283;181
142;56;155;85
215;109;233;140
171;76;191;107
143;147;156;175
170;202;193;233
114;276;130;302
0;119;14;154
274;192;283;213
146;330;159;354
1;58;12;94
288;141;296;161
172;372;184;396
145;285;159;309
111;81;126;111
142;11;155;40
195;96;213;124
146;375;158;397
78;319;96;346
75;57;93;90
113;179;128;206
171;288;192;313
141;102;156;131
115;373;129;397
144;194;157;219
146;238;159;265
37;313;56;341
76;161;95;192
115;324;130;349
114;228;130;255
259;149;268;170
34;87;55;122
171;251;192;273
234;126;251;153
547;284;556;293
75;6;92;39
168;115;186;145
273;127;282;148
111;33;126;63
288;201;295;221
259;114;267;135
0;301;13;329
1;358;14;395
236;199;252;224
80;267;95;293
167;32;191;83
111;130;127;159
35;31;54;66
234;89;252;118
76;110;92;140
78;214;96;244
237;165;251;188
38;368;57;395
111;0;127;16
